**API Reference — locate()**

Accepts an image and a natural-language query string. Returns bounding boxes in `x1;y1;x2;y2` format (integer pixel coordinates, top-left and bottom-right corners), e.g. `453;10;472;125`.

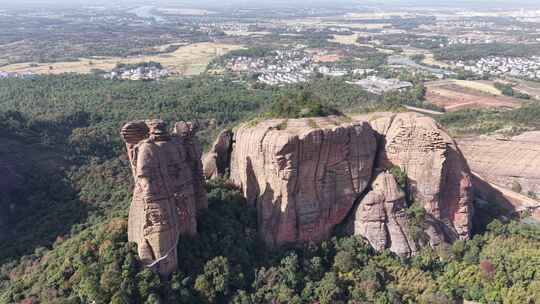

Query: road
403;105;444;115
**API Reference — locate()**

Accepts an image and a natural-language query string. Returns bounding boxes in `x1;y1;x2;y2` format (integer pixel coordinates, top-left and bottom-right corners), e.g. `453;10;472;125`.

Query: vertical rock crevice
205;112;474;255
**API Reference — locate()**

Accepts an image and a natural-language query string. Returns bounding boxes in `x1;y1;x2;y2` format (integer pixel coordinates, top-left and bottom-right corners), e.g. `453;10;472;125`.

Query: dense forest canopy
434;43;540;61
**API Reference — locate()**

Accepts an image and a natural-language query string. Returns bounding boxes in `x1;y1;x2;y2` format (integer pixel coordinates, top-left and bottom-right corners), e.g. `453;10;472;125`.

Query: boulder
230;116;377;247
202;129;234;179
351;172;417;256
370;113;473;244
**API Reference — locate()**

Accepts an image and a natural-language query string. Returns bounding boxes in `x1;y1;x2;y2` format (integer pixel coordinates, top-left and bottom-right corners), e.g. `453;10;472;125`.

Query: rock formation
471;172;540;221
206;112;474;255
369;112;473;244
121;119;207;276
229;116;378;247
350;172;417;256
203;129;234;179
458;132;540;198
174;121;208;212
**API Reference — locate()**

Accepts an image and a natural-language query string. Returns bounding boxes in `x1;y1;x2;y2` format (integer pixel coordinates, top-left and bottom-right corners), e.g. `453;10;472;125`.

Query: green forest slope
0;75;539;303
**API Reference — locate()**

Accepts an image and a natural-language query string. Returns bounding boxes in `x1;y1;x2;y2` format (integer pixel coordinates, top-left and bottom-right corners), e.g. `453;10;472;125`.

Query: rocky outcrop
458;132;540;198
203;129;234;179
369;113;473;244
174;121;208;212
208;112;474;254
350;172;417;256
230;116;378;247
472;172;540;221
121;119;207;276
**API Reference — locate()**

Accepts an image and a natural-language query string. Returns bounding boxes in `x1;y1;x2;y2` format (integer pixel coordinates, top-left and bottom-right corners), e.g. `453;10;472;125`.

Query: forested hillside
0;75;539;303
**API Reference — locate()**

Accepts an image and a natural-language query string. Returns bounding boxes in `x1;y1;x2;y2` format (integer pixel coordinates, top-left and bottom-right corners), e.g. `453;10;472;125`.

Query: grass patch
275;119;288;130
307;118;319;129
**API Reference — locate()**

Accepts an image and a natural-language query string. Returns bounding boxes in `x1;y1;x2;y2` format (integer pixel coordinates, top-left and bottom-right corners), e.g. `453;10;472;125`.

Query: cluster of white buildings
348;76;413;95
226;50;313;85
448;37;493;45
225;48;364;85
0;71;36;79
455;56;540;79
104;66;170;81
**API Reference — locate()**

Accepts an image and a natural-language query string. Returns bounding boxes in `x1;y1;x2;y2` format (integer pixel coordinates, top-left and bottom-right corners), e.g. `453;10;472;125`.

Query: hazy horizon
1;0;540;9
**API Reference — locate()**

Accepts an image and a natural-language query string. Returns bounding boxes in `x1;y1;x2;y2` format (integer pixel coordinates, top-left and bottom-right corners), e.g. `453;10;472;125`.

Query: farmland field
451;80;503;96
331;34;361;45
425;80;521;111
0;43;243;76
421;53;453;69
513;79;540;99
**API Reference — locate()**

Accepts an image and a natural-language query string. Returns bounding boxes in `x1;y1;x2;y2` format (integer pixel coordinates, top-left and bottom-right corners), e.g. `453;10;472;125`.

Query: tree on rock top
267;90;341;119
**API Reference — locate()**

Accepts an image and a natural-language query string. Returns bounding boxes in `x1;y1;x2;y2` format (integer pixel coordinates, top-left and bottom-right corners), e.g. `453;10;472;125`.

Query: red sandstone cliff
368;113;473;244
229;116;377;247
208;112;475;254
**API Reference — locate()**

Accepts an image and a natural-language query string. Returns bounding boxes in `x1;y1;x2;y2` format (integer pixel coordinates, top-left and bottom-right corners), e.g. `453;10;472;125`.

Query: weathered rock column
121;119;207;276
369;113;473;244
350;172;417;256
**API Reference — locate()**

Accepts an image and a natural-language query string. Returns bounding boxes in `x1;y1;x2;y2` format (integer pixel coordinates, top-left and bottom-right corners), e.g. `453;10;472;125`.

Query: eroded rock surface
208;112;474;254
351;172;417;256
203;129;234;179
121;119;207;276
458;132;540;198
370;112;473;244
230;116;377;247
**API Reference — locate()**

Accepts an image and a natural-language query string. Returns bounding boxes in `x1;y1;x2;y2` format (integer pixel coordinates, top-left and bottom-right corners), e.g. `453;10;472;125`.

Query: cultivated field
0;43;243;76
513;79;540;99
451;80;503;96
421;54;453;69
285;18;390;30
343;12;410;19
224;31;271;37
331;34;361;45
425;80;521;111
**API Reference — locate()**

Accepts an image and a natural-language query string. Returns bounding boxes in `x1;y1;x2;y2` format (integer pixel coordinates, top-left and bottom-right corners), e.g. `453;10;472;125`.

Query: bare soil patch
0;43;243;76
425;80;522;111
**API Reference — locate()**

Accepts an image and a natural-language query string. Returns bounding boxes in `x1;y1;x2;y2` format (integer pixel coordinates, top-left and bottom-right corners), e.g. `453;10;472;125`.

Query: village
455;56;540;80
223;48;374;85
103;63;171;81
0;71;36;79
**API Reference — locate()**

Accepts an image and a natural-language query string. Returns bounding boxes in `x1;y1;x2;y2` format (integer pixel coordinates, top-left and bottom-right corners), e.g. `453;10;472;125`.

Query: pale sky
0;0;538;9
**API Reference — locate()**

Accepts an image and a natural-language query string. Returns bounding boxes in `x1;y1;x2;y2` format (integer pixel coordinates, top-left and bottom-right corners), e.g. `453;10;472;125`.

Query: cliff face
203;129;234;179
210;112;474;255
121;120;207;276
370;113;473;244
350;172;417;256
458;132;540;198
457;132;540;221
230;116;377;247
